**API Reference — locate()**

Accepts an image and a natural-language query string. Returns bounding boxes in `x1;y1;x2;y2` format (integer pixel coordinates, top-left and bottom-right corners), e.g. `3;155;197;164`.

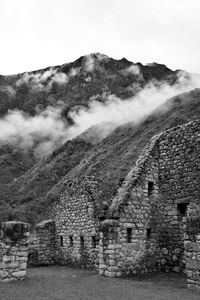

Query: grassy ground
0;267;199;300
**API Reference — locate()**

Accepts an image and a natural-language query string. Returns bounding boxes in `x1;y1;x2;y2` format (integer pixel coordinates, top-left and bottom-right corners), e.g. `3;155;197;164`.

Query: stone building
28;120;200;289
99;120;200;277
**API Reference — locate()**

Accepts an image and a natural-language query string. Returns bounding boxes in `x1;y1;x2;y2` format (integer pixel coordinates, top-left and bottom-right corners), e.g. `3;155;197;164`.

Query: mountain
0;53;187;187
0;53;199;225
0;88;200;225
0;53;186;117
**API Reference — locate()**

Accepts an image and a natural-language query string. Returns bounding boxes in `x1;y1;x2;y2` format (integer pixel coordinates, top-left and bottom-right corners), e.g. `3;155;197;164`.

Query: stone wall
158;121;200;272
184;203;200;292
99;134;161;277
0;221;30;282
28;220;55;266
53;177;101;268
99;120;200;277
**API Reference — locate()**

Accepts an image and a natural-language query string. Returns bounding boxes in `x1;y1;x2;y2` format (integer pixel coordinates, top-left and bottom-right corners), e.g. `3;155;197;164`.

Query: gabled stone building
29;120;200;289
99;120;200;277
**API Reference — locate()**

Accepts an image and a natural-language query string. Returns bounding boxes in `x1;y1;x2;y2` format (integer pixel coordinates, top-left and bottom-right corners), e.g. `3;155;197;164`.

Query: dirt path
0;266;199;300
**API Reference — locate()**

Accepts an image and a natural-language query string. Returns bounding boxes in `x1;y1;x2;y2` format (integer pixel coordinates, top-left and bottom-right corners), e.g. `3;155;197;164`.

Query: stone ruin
184;203;200;292
28;220;55;266
0;120;200;291
0;221;30;282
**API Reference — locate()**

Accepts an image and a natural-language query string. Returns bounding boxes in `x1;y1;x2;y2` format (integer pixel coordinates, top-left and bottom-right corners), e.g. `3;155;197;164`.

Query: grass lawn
0;266;199;300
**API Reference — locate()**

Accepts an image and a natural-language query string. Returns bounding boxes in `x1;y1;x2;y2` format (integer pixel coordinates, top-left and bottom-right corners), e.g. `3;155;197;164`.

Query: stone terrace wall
99;134;161;277
158;121;200;272
28;220;55;266
53;177;101;268
184;204;200;292
0;221;30;282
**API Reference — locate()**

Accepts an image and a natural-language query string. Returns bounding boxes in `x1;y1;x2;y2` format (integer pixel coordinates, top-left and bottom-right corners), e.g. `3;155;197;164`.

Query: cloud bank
1;70;200;157
0;107;70;157
16;66;82;91
68;73;200;139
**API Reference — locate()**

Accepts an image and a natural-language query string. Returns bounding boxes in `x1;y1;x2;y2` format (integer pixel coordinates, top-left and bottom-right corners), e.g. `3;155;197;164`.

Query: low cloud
67;72;200;138
0;85;16;97
0;71;199;158
0;107;70;157
16;66;81;91
121;64;141;76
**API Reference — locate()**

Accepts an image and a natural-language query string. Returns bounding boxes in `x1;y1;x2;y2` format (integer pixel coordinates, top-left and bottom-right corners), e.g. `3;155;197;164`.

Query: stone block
186;270;193;278
2;255;15;262
4;262;19;269
2;277;17;282
104;271;116;277
188;284;200;292
0;270;9;280
162;248;168;255
132;242;140;251
186;259;200;270
20;262;27;270
12;270;26;278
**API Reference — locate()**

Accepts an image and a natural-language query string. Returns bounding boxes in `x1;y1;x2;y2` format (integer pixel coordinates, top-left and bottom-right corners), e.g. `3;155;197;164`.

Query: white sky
0;0;200;75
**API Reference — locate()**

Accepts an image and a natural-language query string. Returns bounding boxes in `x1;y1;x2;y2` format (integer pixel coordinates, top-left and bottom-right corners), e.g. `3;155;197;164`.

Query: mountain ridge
0;53;199;225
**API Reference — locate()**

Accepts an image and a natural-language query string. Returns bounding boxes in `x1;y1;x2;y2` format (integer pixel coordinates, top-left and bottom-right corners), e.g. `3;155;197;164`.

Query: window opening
146;228;152;239
69;236;73;247
60;236;64;247
127;228;132;243
177;203;188;217
80;236;84;248
92;236;97;248
148;181;154;197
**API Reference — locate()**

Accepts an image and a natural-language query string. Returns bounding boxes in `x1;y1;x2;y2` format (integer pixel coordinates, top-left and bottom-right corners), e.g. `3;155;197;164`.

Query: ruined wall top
1;221;30;244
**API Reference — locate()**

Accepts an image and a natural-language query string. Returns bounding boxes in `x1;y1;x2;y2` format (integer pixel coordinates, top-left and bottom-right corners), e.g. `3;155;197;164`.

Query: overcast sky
0;0;200;75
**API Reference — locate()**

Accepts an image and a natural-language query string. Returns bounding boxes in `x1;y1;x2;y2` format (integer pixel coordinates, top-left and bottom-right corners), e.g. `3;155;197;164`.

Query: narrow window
92;236;97;248
146;228;151;239
60;235;64;247
177;203;188;217
80;236;84;249
148;181;154;197
127;228;132;243
69;236;73;247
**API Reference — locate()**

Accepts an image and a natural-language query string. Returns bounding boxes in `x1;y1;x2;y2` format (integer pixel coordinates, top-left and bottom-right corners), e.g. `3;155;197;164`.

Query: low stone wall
184;204;200;292
0;221;30;282
28;220;55;266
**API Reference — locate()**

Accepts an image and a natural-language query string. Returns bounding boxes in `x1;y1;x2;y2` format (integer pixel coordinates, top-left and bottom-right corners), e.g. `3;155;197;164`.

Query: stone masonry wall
0;221;30;282
28;220;55;266
53;177;101;268
184;203;200;292
158;121;200;272
99;134;161;277
99;120;200;277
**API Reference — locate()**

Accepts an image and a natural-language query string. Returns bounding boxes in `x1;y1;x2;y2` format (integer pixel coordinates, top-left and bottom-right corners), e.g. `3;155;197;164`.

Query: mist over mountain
0;53;199;224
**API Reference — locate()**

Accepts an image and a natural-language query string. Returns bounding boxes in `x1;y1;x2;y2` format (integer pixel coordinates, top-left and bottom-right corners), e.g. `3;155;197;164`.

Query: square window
177;203;188;217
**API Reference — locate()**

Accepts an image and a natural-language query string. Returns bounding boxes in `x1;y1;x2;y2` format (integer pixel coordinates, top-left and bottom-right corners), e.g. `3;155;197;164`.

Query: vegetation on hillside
0;88;199;225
